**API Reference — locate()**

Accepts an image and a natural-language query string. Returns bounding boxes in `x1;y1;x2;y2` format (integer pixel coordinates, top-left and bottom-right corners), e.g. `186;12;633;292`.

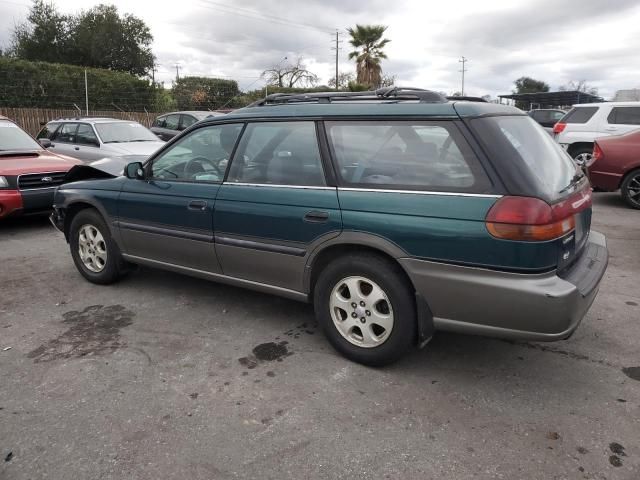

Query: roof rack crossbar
247;87;447;107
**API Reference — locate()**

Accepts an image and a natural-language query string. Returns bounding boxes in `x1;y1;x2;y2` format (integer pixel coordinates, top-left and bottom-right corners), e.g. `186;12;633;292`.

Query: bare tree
328;72;354;89
559;80;598;96
262;58;318;88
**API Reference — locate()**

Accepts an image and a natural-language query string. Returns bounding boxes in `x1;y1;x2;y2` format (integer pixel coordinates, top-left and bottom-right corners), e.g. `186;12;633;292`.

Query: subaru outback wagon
50;88;608;366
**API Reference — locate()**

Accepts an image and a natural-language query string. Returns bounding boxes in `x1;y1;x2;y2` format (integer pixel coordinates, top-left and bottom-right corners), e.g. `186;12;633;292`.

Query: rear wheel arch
568;142;594;158
620;167;640;209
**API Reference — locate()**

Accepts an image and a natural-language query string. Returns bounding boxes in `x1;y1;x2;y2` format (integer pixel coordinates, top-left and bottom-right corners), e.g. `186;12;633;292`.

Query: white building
613;89;640;101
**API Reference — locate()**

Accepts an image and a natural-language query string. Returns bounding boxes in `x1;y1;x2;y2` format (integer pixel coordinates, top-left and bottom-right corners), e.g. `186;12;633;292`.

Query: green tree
67;4;154;76
347;24;390;88
172;77;240;110
11;0;70;63
513;76;550;94
12;1;154;76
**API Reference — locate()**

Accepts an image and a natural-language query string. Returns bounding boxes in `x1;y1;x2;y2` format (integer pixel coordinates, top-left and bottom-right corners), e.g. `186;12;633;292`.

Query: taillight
486;187;591;242
553;122;566;134
592;142;603;163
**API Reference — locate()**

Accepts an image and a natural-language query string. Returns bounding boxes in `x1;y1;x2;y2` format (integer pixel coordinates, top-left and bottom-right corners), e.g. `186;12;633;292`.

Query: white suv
553;102;640;164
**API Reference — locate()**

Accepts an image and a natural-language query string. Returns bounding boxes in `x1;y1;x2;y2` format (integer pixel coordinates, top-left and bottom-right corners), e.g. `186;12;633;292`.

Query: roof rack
446;96;488;103
248;87;447;107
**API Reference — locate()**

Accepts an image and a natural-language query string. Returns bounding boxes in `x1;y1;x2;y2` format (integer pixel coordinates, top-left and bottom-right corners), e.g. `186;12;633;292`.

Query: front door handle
74;146;80;150
188;200;208;211
304;210;329;223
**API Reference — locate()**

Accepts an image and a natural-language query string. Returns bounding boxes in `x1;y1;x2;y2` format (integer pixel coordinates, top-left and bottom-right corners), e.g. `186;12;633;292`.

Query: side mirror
39;138;52;148
125;162;145;179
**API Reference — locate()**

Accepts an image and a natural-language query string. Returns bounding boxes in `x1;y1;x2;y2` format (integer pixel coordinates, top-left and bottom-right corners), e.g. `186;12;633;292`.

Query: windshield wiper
129;139;156;142
103;140;123;144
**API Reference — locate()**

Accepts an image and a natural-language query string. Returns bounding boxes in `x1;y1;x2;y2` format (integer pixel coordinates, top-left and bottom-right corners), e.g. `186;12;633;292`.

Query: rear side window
152;116;165;128
560;107;598;124
164;114;180;130
471;116;578;200
607;107;640;125
180;115;198;129
325;121;491;192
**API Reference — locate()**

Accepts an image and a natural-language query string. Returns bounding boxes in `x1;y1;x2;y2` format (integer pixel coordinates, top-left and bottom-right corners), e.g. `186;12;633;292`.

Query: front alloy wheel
330;276;394;348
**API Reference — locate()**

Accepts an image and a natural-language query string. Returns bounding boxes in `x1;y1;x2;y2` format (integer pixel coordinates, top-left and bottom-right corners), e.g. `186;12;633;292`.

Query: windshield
95;122;159;143
471;116;580;199
0;120;42;151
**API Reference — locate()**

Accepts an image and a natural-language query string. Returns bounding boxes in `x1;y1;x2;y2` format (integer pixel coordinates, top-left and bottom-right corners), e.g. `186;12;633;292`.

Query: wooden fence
0;108;165;136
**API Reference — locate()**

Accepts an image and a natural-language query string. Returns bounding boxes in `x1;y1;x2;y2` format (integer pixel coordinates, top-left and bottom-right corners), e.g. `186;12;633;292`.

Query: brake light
553;122;566;134
485;187;591;242
592;142;603;162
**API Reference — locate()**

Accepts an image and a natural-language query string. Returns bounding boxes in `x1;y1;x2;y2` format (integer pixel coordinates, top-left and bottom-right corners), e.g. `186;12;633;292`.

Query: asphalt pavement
0;192;639;480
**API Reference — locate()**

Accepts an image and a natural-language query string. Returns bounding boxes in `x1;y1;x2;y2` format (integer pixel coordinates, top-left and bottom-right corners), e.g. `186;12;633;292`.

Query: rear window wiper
559;172;585;194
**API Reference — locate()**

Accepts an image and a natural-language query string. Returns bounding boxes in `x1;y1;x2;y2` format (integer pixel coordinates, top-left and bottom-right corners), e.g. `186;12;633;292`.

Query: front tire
69;208;126;284
314;254;416;366
621;168;640;210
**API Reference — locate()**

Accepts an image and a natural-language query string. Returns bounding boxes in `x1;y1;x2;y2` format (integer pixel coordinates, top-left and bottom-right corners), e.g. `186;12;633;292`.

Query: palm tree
347;24;390;88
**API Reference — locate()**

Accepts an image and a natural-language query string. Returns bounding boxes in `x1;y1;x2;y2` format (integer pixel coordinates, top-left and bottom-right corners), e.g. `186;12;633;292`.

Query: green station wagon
51;88;608;366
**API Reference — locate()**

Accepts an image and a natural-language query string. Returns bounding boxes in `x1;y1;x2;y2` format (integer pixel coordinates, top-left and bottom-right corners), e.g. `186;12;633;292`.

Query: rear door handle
188;200;208;211
304;210;329;223
74;147;80;150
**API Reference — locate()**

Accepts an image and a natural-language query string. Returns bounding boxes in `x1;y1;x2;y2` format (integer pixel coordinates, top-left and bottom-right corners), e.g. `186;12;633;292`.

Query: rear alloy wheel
572;147;593;166
621;169;640;210
69;208;127;284
314;254;416;366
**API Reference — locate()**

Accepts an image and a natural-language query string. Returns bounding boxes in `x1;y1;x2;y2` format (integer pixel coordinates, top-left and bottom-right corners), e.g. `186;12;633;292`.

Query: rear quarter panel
591;135;640;190
337;190;559;271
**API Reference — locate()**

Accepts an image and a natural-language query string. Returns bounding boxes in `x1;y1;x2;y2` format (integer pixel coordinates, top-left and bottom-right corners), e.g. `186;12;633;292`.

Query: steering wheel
183;156;221;179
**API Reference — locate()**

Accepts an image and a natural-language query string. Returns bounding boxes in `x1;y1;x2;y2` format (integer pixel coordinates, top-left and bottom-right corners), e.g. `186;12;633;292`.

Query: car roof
219;101;522;122
49;117;139;124
160;111;219;117
572;101;640;107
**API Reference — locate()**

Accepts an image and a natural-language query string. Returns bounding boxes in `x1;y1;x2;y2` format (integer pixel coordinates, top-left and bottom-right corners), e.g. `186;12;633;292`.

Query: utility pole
458;56;468;96
84;69;89;115
174;64;182;82
331;30;342;90
152;62;160;85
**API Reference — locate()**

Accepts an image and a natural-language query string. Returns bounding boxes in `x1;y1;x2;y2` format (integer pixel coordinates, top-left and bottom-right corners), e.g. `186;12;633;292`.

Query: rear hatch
468;114;592;272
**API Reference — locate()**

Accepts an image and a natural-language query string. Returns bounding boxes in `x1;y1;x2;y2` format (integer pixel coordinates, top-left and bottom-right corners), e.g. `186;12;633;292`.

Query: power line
196;0;334;34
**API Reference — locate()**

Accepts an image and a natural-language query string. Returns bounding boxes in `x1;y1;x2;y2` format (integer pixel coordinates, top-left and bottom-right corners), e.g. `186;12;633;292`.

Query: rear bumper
399;231;608;342
588;170;622;191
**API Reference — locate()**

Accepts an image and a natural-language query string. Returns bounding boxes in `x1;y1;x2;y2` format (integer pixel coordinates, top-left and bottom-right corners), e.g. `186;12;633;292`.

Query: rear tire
621;168;640;210
571;146;593;166
69;208;127;284
313;254;416;366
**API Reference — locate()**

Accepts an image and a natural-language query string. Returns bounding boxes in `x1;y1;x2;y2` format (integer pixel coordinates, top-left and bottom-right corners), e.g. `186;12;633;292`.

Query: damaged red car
0;116;81;219
590;129;640;209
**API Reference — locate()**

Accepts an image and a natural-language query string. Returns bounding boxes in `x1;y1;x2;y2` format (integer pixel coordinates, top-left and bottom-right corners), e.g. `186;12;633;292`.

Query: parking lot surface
1;193;639;480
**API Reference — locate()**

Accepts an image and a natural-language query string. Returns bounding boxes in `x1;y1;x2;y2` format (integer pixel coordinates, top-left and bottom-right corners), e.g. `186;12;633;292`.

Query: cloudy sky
1;0;639;99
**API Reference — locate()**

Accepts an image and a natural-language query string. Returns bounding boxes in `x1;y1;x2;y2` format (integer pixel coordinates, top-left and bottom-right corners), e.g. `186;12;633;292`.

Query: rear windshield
560;107;598;124
471;116;580;199
0;120;42;151
95;122;159;143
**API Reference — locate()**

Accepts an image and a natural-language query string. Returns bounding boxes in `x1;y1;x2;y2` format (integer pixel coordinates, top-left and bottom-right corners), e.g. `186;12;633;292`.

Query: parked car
553;102;640;164
50;87;608;366
36;118;165;163
151;111;225;141
0;116;81;219
589;130;640;209
528;109;566;134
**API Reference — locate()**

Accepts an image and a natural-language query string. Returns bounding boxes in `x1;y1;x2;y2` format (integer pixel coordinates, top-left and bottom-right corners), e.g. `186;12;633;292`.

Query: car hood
0;150;82;175
88;155;148;176
103;141;165;156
